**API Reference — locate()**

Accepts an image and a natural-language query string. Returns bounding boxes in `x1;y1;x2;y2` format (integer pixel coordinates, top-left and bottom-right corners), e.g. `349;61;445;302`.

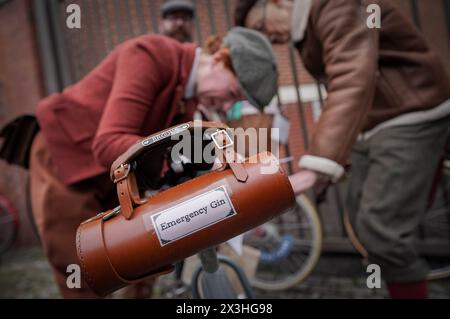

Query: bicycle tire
0;195;19;256
427;265;450;280
244;194;322;291
343;209;368;259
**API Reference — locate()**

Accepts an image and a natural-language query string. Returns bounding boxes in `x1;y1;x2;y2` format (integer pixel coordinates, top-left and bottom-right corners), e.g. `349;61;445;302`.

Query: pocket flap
54;105;97;143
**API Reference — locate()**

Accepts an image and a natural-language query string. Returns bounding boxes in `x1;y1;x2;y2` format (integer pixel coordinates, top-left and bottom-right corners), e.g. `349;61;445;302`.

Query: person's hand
313;174;332;204
288;170;318;195
288;169;333;200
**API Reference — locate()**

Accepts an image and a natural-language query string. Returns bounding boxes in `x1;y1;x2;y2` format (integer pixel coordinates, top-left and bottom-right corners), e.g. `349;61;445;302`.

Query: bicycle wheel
0;195;19;256
243;194;322;291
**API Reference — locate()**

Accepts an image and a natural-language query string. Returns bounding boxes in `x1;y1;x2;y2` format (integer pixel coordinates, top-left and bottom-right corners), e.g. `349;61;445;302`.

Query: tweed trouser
29;133;117;298
347;116;450;282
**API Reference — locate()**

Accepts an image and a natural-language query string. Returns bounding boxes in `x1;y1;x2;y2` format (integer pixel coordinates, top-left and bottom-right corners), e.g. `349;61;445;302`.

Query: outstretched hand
288;170;319;195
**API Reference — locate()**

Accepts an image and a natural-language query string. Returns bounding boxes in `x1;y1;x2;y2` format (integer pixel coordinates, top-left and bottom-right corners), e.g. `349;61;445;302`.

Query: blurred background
0;0;449;298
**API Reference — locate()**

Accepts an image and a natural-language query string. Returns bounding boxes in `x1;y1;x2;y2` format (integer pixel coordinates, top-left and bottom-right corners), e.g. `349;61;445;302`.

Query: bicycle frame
191;247;255;299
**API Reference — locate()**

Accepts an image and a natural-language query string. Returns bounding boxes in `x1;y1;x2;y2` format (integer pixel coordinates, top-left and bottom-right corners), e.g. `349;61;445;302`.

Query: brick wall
0;0;44;246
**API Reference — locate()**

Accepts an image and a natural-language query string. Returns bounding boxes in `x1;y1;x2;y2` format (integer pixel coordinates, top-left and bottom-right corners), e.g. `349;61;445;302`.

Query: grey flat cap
161;0;195;18
223;27;278;110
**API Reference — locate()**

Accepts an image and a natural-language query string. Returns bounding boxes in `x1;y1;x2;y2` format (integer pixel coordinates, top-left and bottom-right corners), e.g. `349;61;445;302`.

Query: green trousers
347;115;450;282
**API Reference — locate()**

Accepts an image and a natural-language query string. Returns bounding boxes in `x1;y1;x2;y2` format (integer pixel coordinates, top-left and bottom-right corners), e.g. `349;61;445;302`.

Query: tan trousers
29;133;117;298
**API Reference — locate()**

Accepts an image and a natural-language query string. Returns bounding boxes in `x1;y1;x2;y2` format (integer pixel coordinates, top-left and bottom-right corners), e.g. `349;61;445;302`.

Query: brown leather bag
76;121;295;297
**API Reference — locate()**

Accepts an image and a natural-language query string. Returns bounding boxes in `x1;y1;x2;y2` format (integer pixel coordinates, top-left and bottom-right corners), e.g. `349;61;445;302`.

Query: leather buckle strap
113;164;131;184
116;177;134;220
113;163;147;220
213;129;248;183
211;129;234;150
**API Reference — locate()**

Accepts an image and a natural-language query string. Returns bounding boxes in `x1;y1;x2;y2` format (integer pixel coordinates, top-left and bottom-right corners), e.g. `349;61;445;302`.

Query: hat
161;0;195;18
223;27;278;110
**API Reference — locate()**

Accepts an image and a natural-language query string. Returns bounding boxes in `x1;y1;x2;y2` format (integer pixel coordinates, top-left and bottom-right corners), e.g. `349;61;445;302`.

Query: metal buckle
113;163;131;184
211;130;234;150
102;206;121;221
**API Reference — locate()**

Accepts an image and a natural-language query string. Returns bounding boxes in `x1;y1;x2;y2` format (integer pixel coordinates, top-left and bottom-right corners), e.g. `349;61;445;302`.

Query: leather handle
110;121;230;180
111;121;249;220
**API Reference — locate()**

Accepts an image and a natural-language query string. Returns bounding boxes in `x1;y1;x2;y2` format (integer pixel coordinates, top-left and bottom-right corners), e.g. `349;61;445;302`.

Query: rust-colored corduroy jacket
36;35;198;185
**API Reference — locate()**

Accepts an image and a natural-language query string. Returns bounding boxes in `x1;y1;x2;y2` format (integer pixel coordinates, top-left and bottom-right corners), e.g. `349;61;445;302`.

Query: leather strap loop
117;179;134;220
114;165;148;220
213;130;248;183
128;173;147;205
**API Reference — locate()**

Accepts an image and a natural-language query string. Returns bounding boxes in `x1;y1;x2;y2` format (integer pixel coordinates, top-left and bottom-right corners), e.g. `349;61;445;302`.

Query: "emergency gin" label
145;186;237;247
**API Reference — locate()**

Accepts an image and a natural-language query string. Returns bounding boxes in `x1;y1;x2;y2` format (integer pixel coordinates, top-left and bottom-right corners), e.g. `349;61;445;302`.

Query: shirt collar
184;47;202;99
291;0;312;44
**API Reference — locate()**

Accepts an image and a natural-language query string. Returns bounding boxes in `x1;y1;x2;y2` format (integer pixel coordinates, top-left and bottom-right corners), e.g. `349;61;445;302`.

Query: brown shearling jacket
296;0;450;165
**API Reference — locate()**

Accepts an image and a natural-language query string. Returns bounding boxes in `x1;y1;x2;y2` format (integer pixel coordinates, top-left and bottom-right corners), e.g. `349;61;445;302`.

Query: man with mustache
160;0;195;43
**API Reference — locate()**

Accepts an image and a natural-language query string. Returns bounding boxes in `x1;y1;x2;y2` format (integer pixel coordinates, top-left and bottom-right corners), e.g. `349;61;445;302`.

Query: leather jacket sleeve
307;0;379;165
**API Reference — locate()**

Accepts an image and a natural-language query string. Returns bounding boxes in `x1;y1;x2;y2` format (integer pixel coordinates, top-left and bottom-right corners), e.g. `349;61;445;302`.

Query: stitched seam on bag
76;227;96;291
